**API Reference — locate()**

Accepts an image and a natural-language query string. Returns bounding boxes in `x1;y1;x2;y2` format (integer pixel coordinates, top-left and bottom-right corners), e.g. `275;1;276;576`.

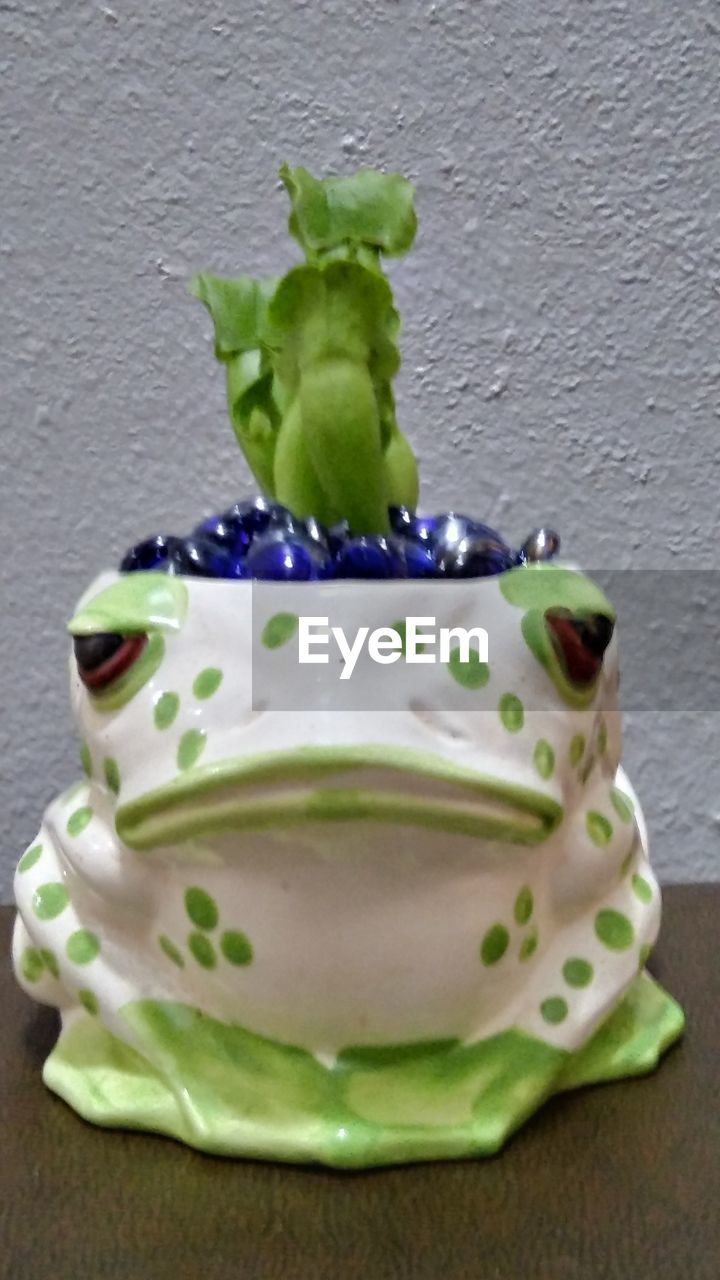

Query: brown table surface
2;886;718;1280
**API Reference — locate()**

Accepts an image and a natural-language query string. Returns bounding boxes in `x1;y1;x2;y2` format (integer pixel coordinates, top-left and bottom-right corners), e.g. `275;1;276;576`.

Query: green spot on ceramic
447;647;490;690
533;740;554;780
595;908;634;951
80;742;92;778
21;947;44;983
40;948;59;979
479;923;510;966
579;758;595;785
563;957;594;988
154;691;180;730
391;620;430;658
188;932;217;969
184;887;219;931
390;620;407;656
569;734;585;767
610;787;634;823
519;930;538;962
499;693;524;733
540;996;568;1025
33;882;69;920
193;667;223;700
103;758;121;796
597;721;608;754
514;885;533;926
18;843;42;874
66;930;100;965
159;935;185;968
261;612;299;649
639;942;652;968
586;811;613;847
79;989;99;1016
220;930;254;966
67;807;93;837
632;874;653;905
620;850;634;878
177;729;206;772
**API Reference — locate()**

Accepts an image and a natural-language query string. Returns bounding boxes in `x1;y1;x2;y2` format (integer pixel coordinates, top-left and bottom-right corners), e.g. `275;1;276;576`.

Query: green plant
189;165;419;535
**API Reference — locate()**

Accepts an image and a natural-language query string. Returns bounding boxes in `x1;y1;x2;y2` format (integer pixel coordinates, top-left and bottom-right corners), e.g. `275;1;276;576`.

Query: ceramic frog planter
13;564;683;1165
13;165;683;1165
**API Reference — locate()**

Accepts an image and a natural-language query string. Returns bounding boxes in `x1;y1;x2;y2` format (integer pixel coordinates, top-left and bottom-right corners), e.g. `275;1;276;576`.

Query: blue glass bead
436;533;514;578
333;536;406;579
327;520;350;554
120;534;176;573
389;506;441;547
296;515;331;552
431;512;504;552
389;505;415;534
194;537;250;578
192;513;251;557
165;537;231;578
407;514;439;545
264;505;299;533
398;538;438;578
225;496;277;530
196;497;294;558
246;531;331;581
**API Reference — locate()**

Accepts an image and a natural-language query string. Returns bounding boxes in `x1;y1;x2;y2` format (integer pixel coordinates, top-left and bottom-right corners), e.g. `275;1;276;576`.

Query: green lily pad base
43;973;683;1167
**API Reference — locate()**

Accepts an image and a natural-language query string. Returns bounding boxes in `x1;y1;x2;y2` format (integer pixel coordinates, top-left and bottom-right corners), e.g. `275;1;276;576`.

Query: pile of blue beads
120;497;559;582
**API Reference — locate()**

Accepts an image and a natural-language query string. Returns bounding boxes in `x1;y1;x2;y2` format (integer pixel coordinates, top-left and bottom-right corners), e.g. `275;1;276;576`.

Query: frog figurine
13;562;684;1166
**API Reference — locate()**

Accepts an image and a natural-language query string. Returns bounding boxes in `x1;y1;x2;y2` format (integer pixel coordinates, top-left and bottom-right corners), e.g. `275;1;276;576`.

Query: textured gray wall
1;0;719;897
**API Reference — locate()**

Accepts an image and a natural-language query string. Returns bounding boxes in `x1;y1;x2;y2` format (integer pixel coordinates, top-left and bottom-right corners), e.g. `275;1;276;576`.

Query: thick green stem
273;398;342;524
296;357;390;535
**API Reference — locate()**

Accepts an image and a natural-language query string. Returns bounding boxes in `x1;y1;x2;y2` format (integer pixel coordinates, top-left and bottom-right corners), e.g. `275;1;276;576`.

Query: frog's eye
544;609;614;687
73;633;148;691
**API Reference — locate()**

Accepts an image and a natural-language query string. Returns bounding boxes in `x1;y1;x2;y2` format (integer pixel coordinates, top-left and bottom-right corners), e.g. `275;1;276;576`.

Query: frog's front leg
12;876;70;1007
13;781;163;1027
13;816;88;1012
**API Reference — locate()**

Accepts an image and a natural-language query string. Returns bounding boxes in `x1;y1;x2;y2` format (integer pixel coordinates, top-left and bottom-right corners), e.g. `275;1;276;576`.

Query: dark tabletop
1;886;718;1280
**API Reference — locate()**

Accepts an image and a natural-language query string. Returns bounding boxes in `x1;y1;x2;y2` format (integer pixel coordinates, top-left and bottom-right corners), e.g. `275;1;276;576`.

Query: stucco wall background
1;0;719;897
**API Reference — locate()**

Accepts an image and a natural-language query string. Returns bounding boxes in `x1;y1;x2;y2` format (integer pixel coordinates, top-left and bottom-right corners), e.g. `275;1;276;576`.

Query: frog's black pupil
571;614;615;659
73;633;125;673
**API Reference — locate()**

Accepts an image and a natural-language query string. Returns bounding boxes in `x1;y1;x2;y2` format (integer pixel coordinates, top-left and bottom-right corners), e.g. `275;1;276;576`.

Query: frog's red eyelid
74;633;148;691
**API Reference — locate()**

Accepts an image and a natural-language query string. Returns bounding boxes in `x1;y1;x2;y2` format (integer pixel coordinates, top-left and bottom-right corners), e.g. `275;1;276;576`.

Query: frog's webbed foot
558;970;685;1091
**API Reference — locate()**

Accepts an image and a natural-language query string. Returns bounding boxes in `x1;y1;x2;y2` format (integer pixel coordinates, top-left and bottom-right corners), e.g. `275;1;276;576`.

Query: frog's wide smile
114;745;562;852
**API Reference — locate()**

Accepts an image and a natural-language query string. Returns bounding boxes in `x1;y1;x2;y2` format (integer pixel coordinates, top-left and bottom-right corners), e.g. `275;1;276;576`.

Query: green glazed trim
115;744;563;852
500;565;615;618
86;633;165;713
69;573;188;636
41;973;683;1167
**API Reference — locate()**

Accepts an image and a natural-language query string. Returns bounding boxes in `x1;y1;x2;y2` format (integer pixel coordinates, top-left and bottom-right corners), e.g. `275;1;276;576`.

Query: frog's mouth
115;745;562;852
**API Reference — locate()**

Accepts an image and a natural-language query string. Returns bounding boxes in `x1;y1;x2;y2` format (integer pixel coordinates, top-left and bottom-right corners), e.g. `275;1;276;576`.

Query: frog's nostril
544;610;614;687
